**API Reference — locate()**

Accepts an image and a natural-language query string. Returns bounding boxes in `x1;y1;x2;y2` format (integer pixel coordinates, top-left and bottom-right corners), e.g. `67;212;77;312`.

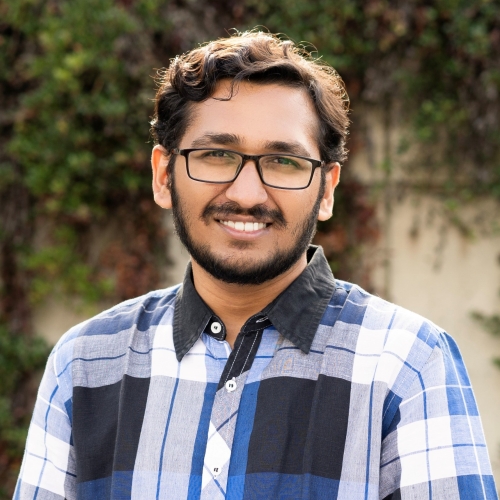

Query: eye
275;156;300;166
266;156;305;169
202;150;234;158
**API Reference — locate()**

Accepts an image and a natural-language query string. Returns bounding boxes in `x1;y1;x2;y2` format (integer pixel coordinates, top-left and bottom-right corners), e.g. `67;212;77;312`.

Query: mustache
201;201;287;229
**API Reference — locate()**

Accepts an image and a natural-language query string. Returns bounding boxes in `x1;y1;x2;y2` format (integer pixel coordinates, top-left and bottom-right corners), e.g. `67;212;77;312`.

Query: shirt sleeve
14;345;76;500
379;331;498;500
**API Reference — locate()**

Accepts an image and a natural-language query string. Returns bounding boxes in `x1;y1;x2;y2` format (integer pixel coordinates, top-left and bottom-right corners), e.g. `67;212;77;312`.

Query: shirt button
212;466;221;477
225;378;237;392
211;322;222;334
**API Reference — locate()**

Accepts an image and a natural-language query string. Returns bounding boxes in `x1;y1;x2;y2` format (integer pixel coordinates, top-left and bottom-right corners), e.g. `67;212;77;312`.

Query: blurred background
1;0;500;496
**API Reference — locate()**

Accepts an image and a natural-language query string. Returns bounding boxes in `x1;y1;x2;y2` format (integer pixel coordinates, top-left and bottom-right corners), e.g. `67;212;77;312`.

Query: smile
218;220;269;232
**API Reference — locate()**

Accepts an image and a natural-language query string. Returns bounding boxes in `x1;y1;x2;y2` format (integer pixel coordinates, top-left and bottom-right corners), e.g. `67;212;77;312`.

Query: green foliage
0;324;49;495
0;325;48;443
472;311;500;368
2;0;171;305
24;226;115;305
9;0;152;214
472;312;500;337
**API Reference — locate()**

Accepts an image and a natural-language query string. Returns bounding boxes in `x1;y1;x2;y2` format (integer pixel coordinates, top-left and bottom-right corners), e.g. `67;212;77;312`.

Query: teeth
220;220;267;232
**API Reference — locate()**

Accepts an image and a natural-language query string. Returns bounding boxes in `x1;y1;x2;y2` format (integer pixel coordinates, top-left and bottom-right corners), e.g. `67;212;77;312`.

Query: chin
195;246;302;286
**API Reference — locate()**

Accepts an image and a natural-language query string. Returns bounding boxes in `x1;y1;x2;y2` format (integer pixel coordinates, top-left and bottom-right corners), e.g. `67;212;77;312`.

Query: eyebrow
191;133;241;148
263;140;312;157
190;133;313;157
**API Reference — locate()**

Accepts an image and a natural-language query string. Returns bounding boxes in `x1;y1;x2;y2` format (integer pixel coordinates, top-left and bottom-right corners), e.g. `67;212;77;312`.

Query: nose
224;160;268;208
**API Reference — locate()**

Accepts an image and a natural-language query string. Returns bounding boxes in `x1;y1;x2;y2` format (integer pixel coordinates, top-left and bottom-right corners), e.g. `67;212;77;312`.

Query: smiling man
15;32;497;500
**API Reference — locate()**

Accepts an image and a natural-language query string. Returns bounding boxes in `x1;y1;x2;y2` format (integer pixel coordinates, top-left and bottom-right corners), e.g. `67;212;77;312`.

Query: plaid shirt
15;246;498;499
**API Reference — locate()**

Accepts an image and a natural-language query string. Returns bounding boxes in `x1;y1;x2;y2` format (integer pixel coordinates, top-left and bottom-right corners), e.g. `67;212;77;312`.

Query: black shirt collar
172;245;336;361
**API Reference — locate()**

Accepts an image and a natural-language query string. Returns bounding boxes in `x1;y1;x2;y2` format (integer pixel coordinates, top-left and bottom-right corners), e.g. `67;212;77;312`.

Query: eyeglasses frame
172;148;325;190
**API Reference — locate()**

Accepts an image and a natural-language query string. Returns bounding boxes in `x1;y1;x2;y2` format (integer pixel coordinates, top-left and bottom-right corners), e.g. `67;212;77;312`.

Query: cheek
277;193;316;224
175;171;223;214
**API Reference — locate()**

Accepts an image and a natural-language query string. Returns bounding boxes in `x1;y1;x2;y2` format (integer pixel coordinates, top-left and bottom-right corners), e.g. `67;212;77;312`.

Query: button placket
201;327;267;498
201;371;248;498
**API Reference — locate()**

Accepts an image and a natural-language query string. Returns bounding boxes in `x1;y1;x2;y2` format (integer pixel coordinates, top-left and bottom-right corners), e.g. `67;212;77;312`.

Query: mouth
217;219;271;233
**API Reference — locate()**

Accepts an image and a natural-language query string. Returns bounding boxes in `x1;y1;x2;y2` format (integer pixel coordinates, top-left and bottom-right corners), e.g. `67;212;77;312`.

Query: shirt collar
172;245;336;361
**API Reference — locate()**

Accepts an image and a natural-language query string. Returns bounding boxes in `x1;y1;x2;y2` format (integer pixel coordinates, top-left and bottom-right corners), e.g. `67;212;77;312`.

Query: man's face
153;81;339;285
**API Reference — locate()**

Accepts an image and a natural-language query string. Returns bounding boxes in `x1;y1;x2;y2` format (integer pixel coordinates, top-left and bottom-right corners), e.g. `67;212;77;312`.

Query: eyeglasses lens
187;149;313;188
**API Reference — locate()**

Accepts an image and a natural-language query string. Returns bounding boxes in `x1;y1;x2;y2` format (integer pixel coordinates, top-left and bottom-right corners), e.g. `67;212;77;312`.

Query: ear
151;145;172;209
317;163;341;221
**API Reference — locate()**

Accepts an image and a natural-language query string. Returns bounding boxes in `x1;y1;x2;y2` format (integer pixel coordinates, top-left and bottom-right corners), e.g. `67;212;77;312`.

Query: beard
170;172;325;286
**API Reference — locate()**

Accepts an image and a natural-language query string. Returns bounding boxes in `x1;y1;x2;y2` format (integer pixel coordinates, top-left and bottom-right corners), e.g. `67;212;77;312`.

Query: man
15;31;497;500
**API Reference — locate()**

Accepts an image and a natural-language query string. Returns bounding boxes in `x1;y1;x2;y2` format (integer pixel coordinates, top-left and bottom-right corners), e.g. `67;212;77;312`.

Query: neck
191;254;307;347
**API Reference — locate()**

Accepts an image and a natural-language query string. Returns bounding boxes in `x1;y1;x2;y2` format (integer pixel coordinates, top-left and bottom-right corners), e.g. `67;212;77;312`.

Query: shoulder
322;280;455;392
325;281;467;417
50;284;181;377
328;279;443;353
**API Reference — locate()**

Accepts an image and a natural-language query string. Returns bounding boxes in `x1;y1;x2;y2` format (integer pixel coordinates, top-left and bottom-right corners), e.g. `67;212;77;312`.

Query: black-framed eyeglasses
173;148;324;190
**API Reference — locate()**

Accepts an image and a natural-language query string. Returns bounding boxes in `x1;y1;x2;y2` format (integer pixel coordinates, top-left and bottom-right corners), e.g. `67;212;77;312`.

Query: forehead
181;81;321;156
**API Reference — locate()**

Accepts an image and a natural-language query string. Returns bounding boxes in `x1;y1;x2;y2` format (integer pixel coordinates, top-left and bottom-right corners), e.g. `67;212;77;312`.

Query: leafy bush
0;324;49;495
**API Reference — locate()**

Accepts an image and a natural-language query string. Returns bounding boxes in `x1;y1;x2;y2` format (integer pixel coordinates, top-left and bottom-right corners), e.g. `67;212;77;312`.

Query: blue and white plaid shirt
15;246;498;499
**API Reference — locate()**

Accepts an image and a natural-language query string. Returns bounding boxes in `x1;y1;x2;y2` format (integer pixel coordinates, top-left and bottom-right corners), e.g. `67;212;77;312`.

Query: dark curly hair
150;30;350;167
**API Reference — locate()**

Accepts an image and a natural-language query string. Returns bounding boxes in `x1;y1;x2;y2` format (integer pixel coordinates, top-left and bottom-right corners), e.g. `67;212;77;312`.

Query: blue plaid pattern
14;259;498;499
